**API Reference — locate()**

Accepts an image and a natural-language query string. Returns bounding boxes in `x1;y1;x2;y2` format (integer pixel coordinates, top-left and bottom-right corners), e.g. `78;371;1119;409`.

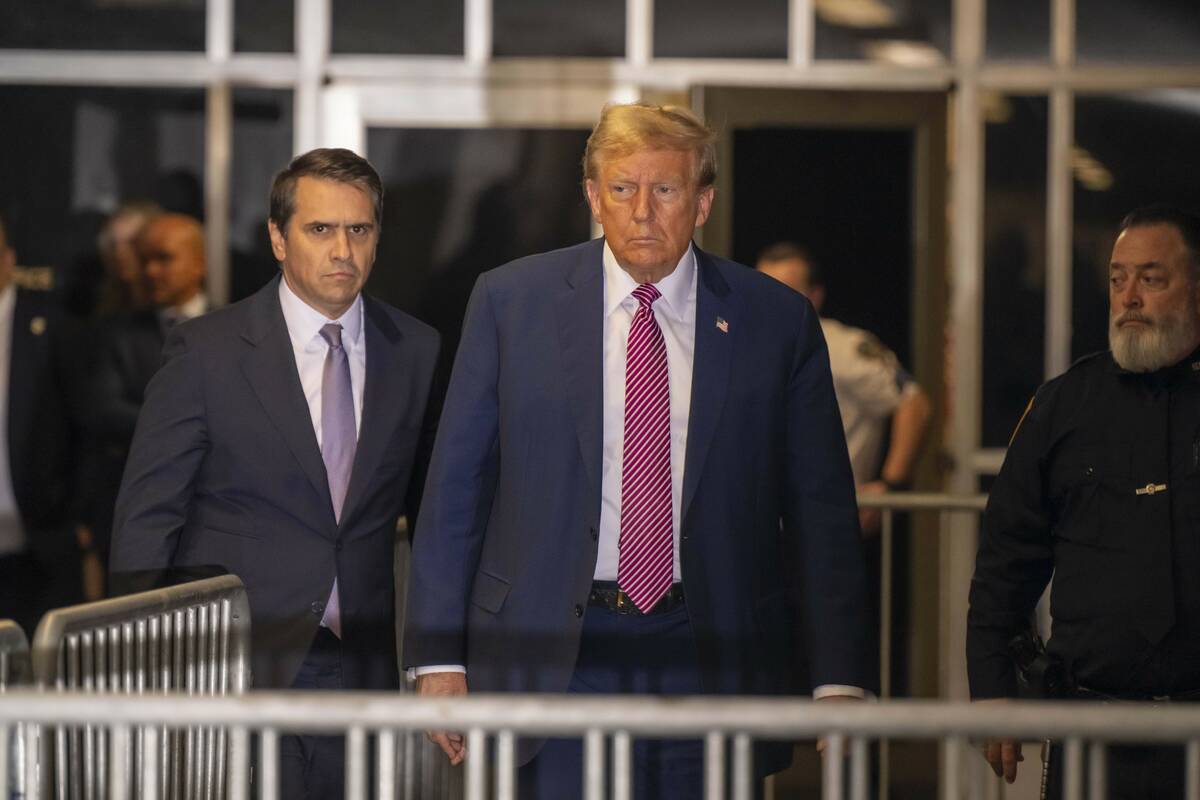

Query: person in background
95;200;160;316
756;242;931;531
0;212;80;633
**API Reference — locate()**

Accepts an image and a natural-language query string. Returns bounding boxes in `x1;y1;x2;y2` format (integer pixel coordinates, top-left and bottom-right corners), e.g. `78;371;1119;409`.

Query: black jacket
968;348;1200;699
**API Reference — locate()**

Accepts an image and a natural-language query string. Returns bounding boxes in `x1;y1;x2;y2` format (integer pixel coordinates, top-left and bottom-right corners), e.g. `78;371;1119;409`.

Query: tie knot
319;323;344;350
631;283;661;310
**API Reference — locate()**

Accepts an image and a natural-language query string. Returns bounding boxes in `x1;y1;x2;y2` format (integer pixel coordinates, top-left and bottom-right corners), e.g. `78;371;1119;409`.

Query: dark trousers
1046;741;1184;799
281;627;346;800
518;601;710;800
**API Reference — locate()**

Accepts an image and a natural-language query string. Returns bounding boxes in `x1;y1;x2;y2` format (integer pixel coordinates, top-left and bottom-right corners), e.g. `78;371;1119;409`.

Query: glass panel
1;1;205;51
814;0;950;62
1077;0;1200;63
982;95;1047;448
230;90;293;302
331;0;463;55
494;0;624;57
0;86;206;316
732;127;915;366
364;128;592;358
1072;92;1200;361
986;0;1049;61
654;0;787;59
235;0;294;53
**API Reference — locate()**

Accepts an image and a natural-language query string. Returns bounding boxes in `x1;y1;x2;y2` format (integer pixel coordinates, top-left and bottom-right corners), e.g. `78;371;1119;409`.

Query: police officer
968;204;1200;797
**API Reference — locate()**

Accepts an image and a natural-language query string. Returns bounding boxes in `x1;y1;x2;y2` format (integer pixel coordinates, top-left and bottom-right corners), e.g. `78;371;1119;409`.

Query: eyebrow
304;220;374;229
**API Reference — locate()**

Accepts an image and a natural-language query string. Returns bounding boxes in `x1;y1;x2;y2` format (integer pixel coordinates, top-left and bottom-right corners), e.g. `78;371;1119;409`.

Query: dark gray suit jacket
111;276;440;689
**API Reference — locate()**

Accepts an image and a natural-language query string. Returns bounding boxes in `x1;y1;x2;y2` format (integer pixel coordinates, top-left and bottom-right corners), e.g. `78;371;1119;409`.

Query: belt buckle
615;590;628;611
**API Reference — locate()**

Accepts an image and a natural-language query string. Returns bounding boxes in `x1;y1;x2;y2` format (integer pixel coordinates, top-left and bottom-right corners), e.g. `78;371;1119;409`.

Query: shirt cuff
813;684;869;700
406;664;466;681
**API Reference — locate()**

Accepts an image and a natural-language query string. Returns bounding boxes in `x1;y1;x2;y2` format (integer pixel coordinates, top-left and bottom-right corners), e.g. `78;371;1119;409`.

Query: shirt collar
602;240;696;323
278;274;364;352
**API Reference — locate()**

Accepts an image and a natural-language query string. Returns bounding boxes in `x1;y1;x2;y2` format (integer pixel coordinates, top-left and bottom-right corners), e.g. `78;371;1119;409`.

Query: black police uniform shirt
967;346;1200;699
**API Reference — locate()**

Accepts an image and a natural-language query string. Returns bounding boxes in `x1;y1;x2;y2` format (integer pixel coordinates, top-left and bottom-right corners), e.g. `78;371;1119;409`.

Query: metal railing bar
940;736;963;800
850;736;868;800
1088;741;1106;799
466;727;486;800
1063;737;1083;800
108;724;130;800
732;732;752;800
584;728;605;800
705;730;725;800
142;724;160;800
495;728;515;800
259;727;278;800
228;726;249;800
822;733;845;800
1188;739;1199;800
346;725;367;800
856;492;987;511
613;730;632;800
376;728;396;800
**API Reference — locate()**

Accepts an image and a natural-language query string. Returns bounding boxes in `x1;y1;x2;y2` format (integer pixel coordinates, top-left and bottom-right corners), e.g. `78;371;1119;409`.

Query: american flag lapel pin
715;316;729;333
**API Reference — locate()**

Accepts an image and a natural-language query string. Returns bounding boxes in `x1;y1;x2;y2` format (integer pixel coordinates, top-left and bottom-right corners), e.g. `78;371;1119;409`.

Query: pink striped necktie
617;283;673;613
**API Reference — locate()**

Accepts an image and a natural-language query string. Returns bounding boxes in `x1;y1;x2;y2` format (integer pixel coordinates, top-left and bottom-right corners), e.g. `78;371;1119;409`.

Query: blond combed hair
582;102;717;188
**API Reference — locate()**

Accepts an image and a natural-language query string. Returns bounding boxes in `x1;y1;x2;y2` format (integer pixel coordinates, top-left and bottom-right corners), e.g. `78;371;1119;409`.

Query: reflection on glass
982;95;1047;448
654;0;787;59
494;0;624;57
0;86;205;316
814;0;950;61
1077;0;1200;63
986;0;1049;61
1;2;204;51
235;0;294;53
364;128;592;359
331;0;463;55
1072;92;1200;360
230;90;293;302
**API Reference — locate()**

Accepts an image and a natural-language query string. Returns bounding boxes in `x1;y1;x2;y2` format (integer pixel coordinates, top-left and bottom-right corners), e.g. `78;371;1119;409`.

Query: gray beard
1109;309;1198;372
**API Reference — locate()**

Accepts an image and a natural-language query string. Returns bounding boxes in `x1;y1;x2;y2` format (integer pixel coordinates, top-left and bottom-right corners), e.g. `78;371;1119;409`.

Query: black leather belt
588;581;685;615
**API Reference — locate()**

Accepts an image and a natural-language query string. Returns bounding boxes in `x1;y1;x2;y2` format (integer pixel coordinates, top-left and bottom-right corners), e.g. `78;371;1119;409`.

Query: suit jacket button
335;540;343;552
573;604;584;618
311;601;325;615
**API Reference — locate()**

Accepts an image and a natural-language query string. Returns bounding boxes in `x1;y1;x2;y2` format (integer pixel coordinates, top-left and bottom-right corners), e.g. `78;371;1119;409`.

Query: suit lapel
239;278;334;518
555;239;605;497
681;248;734;524
339;296;403;527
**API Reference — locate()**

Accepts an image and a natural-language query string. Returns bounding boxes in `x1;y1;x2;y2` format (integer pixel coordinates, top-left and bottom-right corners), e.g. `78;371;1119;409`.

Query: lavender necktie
319;322;356;637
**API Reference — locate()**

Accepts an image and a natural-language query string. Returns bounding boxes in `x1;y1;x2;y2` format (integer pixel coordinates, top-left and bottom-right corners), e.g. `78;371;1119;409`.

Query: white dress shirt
0;285;23;557
277;276;366;633
594;242;695;581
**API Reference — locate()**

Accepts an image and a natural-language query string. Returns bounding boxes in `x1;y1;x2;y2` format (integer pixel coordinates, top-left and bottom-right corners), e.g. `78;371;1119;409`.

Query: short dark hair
756;241;824;287
269;148;383;234
1119;203;1200;281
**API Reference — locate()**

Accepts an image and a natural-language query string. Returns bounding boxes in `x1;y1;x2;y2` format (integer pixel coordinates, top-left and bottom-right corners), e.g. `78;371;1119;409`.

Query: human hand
815;693;861;755
857;481;886;537
415;671;469;765
977;699;1023;783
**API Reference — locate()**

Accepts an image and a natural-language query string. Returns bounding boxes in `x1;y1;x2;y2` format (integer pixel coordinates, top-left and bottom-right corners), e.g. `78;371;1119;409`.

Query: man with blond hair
406;102;870;797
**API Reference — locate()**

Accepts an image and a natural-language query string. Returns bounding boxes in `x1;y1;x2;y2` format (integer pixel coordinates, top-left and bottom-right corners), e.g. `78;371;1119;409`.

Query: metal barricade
1;619;32;798
29;575;251;800
855;491;989;800
0;692;1198;800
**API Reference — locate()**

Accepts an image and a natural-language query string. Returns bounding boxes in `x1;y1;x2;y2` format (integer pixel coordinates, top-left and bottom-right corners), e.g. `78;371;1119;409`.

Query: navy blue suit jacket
111;276;440;690
405;239;869;761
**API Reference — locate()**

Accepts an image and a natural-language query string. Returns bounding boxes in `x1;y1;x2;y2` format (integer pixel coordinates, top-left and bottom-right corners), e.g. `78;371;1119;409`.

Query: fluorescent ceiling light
815;0;899;28
863;39;946;67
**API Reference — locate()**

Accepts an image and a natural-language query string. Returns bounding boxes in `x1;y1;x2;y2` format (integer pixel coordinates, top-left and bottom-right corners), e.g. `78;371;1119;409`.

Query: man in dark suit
85;213;206;570
405;103;870;798
0;212;79;634
110;149;440;799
